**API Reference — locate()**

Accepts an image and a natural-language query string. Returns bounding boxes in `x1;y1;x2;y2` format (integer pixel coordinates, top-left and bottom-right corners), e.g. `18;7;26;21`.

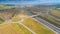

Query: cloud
0;0;40;5
40;0;60;2
0;0;60;5
0;0;36;2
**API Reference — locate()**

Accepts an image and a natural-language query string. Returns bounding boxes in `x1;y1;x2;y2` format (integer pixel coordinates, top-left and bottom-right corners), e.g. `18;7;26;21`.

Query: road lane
34;17;60;33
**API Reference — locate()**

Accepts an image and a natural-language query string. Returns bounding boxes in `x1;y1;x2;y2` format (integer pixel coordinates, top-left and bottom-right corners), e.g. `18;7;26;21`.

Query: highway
20;9;60;33
34;17;60;33
29;14;60;33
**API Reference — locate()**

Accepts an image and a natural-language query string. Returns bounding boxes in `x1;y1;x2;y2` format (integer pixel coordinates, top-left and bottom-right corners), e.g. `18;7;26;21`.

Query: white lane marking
29;15;59;34
32;18;58;34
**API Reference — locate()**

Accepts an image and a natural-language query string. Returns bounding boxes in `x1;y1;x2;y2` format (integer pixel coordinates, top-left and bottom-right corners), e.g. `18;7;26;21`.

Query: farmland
0;4;58;34
0;23;32;34
12;17;21;22
49;10;60;18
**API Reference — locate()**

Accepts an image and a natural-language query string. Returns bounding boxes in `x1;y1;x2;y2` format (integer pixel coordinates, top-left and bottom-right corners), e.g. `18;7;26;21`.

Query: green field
0;18;5;24
0;5;19;10
38;13;60;28
12;17;21;22
0;6;15;10
49;10;60;18
22;18;55;34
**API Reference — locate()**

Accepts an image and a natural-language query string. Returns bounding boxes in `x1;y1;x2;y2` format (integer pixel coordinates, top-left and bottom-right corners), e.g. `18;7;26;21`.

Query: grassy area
0;5;19;10
12;17;21;22
12;13;29;22
0;23;32;34
0;18;5;24
0;6;15;10
22;18;55;34
38;13;60;28
49;10;60;18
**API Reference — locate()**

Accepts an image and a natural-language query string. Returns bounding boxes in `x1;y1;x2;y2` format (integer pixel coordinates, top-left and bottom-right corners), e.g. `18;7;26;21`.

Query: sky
0;0;60;5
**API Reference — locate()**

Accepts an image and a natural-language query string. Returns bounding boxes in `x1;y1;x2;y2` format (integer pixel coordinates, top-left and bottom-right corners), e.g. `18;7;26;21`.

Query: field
0;18;5;23
38;13;60;28
12;17;21;22
22;18;55;34
0;5;17;10
49;10;60;18
12;13;29;22
0;4;57;34
0;23;32;34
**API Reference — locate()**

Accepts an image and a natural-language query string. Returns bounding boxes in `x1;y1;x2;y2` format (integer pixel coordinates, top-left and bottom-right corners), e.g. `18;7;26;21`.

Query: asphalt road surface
34;17;60;33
